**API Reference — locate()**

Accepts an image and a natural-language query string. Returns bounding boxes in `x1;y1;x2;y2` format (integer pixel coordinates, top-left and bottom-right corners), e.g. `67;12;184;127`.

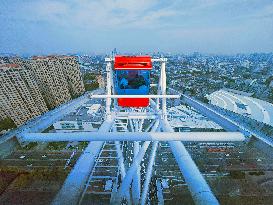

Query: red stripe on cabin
118;98;149;107
114;56;152;70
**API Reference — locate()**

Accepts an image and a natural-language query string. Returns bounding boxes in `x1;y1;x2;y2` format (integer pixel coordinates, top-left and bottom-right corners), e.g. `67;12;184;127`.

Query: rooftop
207;89;273;127
0;63;21;70
32;55;75;60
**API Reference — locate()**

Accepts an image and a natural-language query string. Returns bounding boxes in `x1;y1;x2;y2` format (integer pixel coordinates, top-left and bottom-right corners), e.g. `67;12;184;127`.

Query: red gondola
114;56;152;107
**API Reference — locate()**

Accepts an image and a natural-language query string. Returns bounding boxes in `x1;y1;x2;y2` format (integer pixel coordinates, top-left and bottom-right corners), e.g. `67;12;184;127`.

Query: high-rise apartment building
0;107;7;121
0;64;48;126
28;55;85;108
9;56;25;65
0;56;11;64
58;56;85;97
29;56;72;108
0;55;85;127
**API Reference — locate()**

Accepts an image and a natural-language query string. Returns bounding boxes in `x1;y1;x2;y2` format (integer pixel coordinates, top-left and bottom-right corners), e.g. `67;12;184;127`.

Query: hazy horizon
1;0;273;55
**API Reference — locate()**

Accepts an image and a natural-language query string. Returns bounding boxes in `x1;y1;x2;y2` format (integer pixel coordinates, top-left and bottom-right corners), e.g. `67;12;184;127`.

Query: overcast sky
0;0;273;55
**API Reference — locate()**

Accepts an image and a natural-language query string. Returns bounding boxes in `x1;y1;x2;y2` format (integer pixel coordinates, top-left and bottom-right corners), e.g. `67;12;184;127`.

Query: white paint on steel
162;120;219;205
51;120;114;205
117;141;151;200
90;94;180;99
140;141;159;205
105;61;112;119
22;132;245;142
162;60;167;119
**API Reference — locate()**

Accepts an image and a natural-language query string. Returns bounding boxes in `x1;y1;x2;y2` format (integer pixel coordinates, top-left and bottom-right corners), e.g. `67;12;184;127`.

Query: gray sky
0;0;273;55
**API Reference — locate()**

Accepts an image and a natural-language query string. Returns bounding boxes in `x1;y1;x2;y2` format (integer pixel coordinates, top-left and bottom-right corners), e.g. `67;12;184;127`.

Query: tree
84;82;99;91
0;117;17;132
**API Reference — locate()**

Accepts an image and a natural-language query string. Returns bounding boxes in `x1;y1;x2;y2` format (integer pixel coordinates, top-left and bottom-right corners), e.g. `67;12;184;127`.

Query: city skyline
0;0;273;55
1;1;273;204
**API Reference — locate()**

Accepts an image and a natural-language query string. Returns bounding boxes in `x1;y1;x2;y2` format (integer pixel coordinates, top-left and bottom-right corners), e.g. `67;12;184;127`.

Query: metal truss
15;57;254;205
22;131;244;142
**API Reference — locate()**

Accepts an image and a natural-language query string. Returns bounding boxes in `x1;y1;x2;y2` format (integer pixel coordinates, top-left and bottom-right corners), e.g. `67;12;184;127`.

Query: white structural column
113;124;126;179
129;119;135;132
115;141;126;179
161;58;167;119
162;120;219;205
116;120;160;204
132;120;141;204
140;141;158;205
138;118;144;132
144;119;157;132
132;140;141;204
156;62;163;110
51;119;113;205
105;59;112;119
110;61;117;108
115;141;151;203
140;120;160;205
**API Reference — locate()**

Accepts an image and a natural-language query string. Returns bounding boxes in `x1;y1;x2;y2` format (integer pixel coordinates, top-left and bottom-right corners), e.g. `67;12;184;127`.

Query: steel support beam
115;115;157;120
51;119;113;205
132;119;141;204
115;141;126;179
22;132;245;142
132;140;141;204
114;112;160;116
162;120;219;205
112;126;126;179
140;120;160;205
105;61;112;119
113;141;151;204
138;119;144;132
2;89;102;144
140;141;159;205
113;120;160;204
161;58;167;119
144;120;157;132
90;94;180;99
156;64;163;110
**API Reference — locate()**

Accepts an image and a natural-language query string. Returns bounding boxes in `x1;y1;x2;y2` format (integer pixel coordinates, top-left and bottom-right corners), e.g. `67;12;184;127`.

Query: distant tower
112;48;118;57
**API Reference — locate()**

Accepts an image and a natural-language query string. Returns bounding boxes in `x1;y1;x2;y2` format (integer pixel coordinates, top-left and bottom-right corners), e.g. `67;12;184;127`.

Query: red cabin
114;56;152;107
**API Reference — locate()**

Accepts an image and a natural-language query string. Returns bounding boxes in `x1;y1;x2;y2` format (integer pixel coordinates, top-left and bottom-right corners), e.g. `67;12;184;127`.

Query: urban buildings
0;53;273;205
0;106;7;121
0;55;85;128
0;63;48;126
58;56;85;97
29;55;85;108
53;103;103;132
30;56;72;108
207;89;273;127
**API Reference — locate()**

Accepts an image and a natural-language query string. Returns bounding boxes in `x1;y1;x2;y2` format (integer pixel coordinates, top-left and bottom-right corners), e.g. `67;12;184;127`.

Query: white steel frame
18;57;250;205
